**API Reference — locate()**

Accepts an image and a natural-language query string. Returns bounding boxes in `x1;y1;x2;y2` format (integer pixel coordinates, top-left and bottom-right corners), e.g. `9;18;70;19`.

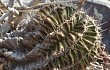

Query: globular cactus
0;4;101;70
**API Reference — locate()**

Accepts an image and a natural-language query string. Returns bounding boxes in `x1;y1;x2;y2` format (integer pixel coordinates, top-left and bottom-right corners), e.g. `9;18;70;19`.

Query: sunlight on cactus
0;3;102;70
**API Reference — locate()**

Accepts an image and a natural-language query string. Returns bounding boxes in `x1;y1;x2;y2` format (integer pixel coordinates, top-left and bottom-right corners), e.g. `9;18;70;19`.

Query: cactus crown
29;4;101;69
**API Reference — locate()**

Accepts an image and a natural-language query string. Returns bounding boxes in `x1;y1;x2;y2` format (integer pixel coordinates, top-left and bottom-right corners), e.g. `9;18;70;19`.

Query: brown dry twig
0;0;7;10
77;0;86;10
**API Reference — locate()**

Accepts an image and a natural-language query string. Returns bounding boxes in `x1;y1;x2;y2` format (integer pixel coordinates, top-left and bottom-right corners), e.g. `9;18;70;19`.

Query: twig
0;12;9;22
17;0;29;8
0;0;6;8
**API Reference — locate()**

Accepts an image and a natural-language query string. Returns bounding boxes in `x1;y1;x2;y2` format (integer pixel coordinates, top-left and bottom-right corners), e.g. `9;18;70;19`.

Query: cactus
0;4;101;70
